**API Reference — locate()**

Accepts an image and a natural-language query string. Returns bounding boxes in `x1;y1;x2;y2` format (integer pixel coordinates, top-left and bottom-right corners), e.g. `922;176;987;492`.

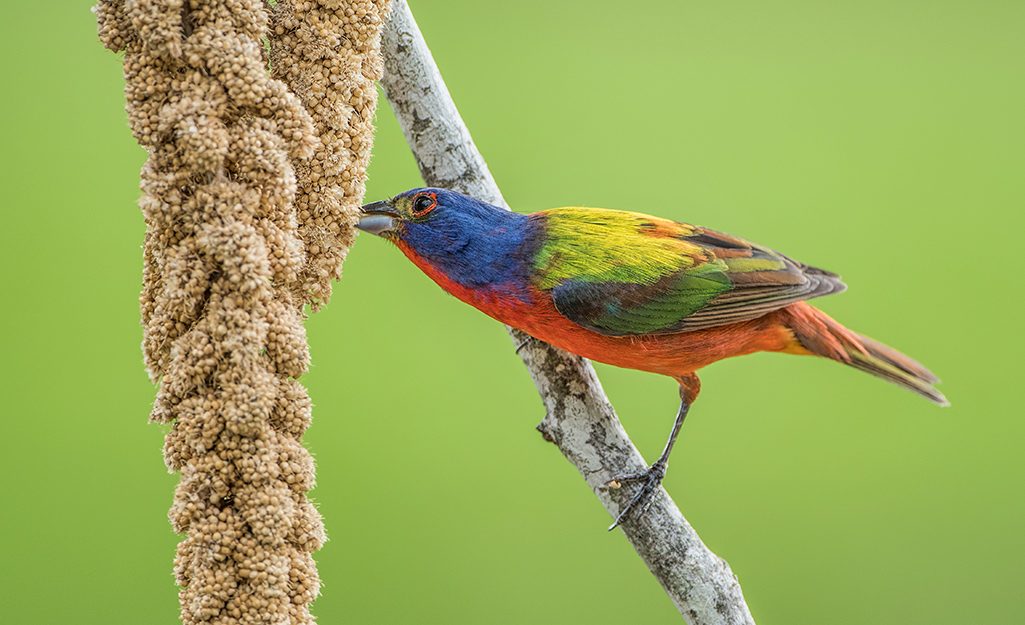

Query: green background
2;1;1022;623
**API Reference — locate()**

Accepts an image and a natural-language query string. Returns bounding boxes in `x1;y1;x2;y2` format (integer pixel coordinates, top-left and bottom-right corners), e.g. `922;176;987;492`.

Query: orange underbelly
505;301;799;376
454;285;799;376
399;243;803;377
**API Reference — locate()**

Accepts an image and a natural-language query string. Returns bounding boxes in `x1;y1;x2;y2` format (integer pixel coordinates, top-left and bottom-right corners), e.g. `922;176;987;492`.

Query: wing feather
535;209;846;336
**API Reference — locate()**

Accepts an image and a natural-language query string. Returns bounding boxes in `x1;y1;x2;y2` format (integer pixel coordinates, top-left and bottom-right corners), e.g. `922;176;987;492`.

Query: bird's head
357;188;533;290
357;188;446;240
358;188;520;258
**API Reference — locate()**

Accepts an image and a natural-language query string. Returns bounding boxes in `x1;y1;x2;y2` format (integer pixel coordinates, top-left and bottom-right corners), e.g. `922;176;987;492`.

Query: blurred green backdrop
2;1;1022;623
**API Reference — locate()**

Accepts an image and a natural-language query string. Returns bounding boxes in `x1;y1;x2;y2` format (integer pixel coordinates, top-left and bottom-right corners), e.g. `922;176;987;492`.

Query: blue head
358;188;536;293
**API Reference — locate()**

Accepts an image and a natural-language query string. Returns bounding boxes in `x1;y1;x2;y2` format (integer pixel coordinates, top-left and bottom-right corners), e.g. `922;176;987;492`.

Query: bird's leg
606;373;700;530
605;401;690;530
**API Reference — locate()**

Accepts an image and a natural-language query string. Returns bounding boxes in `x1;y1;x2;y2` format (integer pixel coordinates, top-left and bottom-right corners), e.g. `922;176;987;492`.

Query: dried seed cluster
95;0;390;623
268;0;391;308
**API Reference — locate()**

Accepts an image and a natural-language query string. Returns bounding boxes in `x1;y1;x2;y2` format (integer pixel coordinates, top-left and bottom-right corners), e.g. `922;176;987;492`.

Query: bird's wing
532;208;845;336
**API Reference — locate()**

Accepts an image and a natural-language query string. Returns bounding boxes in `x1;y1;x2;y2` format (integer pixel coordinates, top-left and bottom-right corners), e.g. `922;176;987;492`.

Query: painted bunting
357;188;946;528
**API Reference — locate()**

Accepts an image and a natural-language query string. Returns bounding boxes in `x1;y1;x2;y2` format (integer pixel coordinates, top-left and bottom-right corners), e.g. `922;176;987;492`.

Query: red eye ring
411;192;438;217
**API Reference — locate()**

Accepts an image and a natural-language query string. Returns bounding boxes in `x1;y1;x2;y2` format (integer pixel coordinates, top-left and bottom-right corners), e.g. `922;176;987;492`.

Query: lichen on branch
95;0;390;622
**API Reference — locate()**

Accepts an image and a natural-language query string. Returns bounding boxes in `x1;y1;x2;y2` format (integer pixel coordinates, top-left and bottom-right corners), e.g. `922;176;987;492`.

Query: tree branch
378;2;756;622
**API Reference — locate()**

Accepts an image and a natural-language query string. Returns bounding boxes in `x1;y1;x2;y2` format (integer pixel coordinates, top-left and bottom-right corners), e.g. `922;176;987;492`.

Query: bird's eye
411;193;437;217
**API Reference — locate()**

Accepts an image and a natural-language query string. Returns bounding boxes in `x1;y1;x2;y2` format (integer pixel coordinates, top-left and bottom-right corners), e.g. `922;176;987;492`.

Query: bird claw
605;461;667;531
514;335;537;354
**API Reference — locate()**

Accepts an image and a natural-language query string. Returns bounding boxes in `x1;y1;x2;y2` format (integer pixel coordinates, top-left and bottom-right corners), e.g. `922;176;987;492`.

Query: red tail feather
783;302;948;405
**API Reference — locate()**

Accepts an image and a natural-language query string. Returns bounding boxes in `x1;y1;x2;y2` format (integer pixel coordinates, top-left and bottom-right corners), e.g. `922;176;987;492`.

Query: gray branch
378;2;755;622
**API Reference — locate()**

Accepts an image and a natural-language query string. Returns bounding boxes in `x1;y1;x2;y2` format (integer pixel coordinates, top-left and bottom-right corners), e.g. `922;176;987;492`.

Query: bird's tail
783;302;948;406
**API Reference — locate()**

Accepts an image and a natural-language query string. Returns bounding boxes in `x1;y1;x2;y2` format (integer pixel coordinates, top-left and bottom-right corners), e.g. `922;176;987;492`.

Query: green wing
532;207;845;336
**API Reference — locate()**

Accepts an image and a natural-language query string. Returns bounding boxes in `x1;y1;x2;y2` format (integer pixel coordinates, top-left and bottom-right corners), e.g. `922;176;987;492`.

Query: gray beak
357;200;402;236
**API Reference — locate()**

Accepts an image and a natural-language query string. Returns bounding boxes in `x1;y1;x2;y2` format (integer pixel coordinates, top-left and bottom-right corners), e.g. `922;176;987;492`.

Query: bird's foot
514;334;538;354
604;460;667;531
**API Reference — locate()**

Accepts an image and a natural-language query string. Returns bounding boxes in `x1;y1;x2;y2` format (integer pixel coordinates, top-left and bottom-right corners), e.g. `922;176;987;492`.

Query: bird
357;187;947;529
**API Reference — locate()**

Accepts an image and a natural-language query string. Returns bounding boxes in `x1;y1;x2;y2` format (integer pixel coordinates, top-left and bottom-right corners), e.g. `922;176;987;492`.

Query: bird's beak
357;200;402;236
